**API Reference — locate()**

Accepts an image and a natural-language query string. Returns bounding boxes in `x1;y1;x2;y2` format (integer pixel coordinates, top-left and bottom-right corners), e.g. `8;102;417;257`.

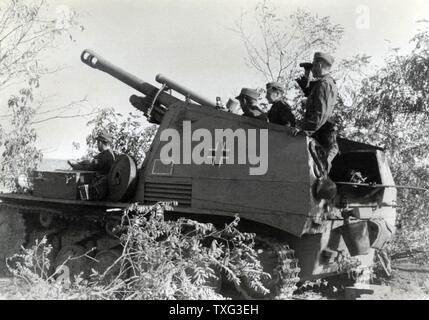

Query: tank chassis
0;49;397;298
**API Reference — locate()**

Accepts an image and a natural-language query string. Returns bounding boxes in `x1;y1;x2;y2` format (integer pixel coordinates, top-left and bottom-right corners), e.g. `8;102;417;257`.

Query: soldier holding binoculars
293;52;339;175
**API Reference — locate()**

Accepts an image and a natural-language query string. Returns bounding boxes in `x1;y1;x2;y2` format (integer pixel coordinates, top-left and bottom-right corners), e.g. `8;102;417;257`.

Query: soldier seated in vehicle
236;88;267;121
265;82;295;127
68;130;116;200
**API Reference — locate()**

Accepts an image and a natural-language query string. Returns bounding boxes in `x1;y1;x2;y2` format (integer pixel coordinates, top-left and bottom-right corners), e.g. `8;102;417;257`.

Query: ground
0;278;16;300
1;260;428;300
292;260;429;300
372;268;429;300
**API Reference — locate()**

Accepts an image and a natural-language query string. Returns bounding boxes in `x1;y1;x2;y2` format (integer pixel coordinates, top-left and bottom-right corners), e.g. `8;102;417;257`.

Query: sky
1;0;429;159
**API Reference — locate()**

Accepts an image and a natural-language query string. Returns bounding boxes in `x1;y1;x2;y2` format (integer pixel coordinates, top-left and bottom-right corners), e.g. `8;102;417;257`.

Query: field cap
97;129;113;144
313;52;335;66
266;82;285;92
235;88;259;100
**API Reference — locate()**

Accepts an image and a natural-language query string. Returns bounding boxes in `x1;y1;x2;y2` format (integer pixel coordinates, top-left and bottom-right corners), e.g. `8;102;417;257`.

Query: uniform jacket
301;74;338;134
77;149;115;175
92;149;116;175
267;99;296;127
296;76;317;97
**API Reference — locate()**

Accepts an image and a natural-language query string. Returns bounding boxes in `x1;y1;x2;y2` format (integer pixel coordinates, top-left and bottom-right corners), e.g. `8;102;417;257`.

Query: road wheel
54;245;91;280
91;248;122;282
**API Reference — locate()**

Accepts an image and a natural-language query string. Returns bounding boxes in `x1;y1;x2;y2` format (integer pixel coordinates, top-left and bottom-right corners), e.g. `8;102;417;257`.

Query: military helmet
235;88;259;101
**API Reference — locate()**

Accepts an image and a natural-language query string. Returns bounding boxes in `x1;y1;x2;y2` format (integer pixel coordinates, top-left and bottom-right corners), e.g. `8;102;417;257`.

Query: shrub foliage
6;202;269;300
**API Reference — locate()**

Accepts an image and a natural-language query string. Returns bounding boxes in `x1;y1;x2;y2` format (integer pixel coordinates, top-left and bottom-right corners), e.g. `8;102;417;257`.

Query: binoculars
299;62;313;70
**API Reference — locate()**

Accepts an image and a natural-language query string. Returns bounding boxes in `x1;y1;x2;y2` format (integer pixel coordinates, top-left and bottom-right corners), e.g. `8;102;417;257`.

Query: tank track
1;204;300;299
236;235;301;300
0;203;122;278
0;206;26;276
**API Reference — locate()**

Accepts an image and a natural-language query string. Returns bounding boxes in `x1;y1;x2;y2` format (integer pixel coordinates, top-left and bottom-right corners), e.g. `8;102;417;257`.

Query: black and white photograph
0;0;428;303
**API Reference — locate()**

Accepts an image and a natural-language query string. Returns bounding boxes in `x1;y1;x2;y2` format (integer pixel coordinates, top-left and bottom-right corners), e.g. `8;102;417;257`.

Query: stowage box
33;170;96;200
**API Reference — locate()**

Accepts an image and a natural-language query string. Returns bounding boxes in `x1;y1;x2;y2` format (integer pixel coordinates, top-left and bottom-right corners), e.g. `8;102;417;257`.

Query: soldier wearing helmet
265;81;295;127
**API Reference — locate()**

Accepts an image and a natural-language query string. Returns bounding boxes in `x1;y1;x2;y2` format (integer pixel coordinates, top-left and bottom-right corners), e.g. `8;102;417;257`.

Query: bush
0;88;43;191
6;202;269;300
5;237;93;300
338;27;429;259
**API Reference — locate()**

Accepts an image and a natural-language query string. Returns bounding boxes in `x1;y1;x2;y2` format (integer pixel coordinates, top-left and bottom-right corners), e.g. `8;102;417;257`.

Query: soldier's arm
285;104;296;127
68;159;95;171
78;156;102;171
243;104;266;119
281;102;296;127
240;102;250;116
295;76;311;96
296;76;319;98
91;153;112;173
287;113;296;127
79;160;98;171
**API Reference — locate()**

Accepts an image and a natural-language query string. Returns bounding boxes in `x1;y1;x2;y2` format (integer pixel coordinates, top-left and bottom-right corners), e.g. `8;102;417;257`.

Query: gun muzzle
80;49;181;108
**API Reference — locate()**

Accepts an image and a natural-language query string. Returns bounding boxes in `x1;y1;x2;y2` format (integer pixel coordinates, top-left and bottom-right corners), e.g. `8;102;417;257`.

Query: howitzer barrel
80;49;180;107
155;74;217;108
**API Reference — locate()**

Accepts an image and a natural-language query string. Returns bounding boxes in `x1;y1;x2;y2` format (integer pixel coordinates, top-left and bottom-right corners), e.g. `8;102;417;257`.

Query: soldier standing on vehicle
68;130;116;199
236;88;268;121
265;82;296;127
293;52;339;174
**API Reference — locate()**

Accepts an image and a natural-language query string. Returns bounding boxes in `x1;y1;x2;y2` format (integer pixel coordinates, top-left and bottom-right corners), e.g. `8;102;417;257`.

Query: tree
234;0;344;87
234;0;354;118
0;0;79;91
237;0;429;257
340;24;429;256
0;0;82;189
0;87;42;190
85;108;157;167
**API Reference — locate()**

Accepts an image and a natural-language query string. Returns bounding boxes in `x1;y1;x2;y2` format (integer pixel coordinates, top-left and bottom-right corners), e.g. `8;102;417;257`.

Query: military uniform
265;82;296;127
83;149;116;175
70;130;116;200
267;99;295;126
300;53;339;173
242;108;268;121
301;74;338;134
295;76;317;97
